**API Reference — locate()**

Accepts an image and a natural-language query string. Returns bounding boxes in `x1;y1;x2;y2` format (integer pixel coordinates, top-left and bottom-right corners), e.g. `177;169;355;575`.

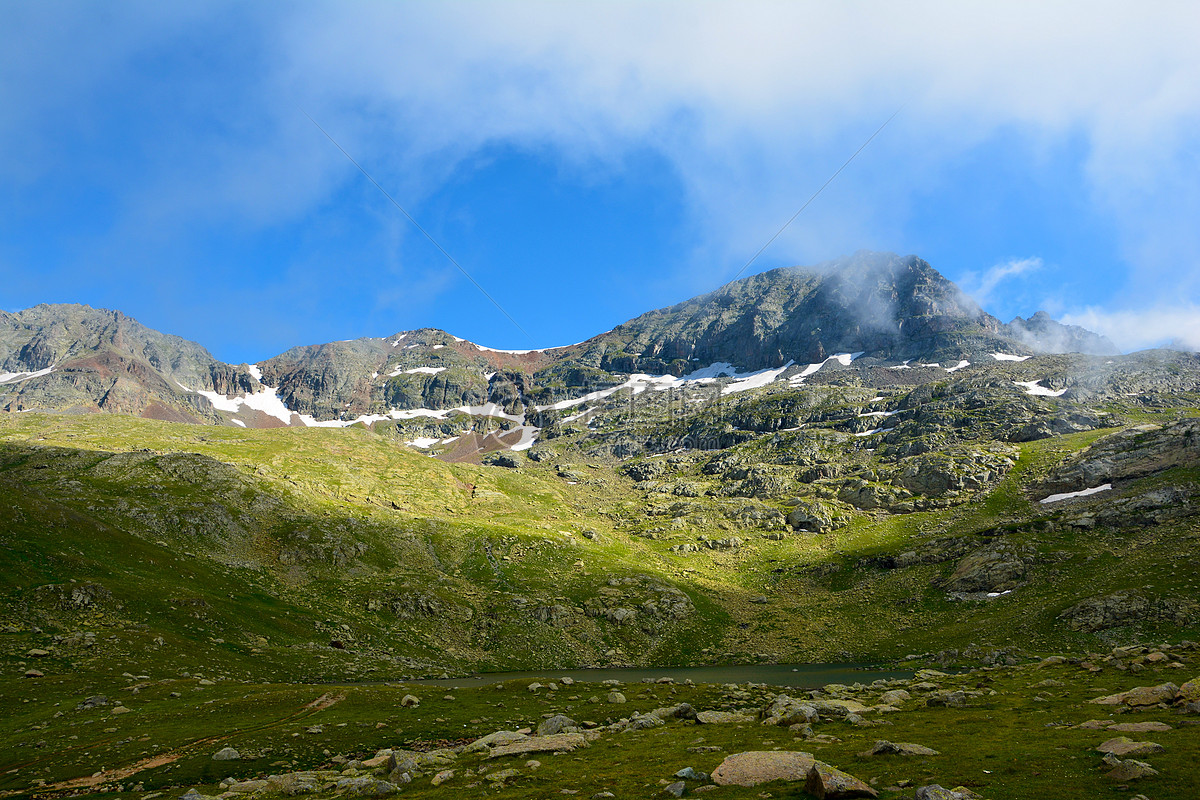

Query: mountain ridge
0;252;1121;435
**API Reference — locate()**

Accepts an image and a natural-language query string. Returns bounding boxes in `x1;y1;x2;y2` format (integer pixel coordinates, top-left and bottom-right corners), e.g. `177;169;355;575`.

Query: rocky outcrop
1058;592;1196;632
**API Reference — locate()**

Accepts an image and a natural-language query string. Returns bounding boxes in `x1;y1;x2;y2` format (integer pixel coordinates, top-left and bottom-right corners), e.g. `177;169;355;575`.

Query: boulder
1096;737;1164;758
1101;753;1159;781
400;694;420;707
487;733;590;758
537;715;579;736
761;695;819;726
804;762;878;799
711;751;816;786
915;787;982;800
1107;721;1171;733
212;747;241;761
859;740;939;757
878;689;910;706
461;730;527;754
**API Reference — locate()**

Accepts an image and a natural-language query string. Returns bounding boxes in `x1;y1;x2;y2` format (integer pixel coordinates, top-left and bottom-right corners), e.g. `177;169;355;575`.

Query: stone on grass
537;715;578;736
1101;753;1158;781
212;747;241;761
878;689;910;705
860;740;940;757
664;781;686;797
1108;721;1171;733
400;694;420;707
462;730;527;754
487;733;590;759
915;787;983;800
711;751;816;787
1096;737;1164;758
606;691;627;704
674;767;707;781
804;762;878;799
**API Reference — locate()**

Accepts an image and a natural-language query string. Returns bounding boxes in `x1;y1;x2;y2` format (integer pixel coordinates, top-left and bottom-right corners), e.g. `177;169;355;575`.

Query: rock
335;777;402;796
711;751;816;786
1101;753;1159;781
942;544;1032;593
537;715;578;736
111;706;131;714
24;669;44;679
925;691;966;708
400;694;420;707
486;768;521;785
1059;591;1195;632
664;781;686;798
1096;737;1164;758
762;695;820;726
675;767;707;781
915;787;982;800
860;740;940;757
697;710;755;724
1107;721;1171;733
878;689;910;705
462;730;528;754
606;691;627;704
487;733;590;758
1178;676;1200;703
430;770;453;786
212;747;241;761
1092;682;1179;707
804;762;879;799
225;780;269;794
76;695;108;710
26;648;49;658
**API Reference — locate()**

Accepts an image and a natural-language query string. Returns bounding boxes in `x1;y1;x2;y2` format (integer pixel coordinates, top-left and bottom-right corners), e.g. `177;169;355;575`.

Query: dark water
405;663;909;690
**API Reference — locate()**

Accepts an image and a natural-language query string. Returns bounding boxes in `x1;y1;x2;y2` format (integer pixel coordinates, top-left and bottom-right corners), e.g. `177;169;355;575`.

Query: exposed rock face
1095;737;1164;758
1058;592;1195;632
1040;419;1200;493
942;544;1034;594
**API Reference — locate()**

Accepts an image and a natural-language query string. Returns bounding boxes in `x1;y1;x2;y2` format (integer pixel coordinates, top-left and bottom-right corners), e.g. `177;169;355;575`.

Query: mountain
0;252;1118;441
0;304;260;422
551;251;1016;376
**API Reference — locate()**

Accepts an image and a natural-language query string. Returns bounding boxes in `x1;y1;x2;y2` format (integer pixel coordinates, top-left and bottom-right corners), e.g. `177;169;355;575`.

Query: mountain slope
0;304;259;422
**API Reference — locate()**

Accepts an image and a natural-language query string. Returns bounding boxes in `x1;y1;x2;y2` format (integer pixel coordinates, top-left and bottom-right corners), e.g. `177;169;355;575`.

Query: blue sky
2;1;1199;361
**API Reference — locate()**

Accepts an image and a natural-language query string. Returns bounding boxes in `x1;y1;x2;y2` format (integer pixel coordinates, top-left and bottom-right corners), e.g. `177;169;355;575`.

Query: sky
2;1;1199;362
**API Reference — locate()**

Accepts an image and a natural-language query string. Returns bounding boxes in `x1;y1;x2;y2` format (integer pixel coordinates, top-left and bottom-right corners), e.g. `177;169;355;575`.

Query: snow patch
508;425;540;451
231;419;246;428
390;334;407;347
723;361;794;395
1040;484;1112;504
191;384;295;425
248;364;263;381
991;353;1030;362
1015;380;1068;397
403;366;446;375
406;437;440;449
0;365;55;384
854;427;894;437
858;410;898;418
944;360;970;373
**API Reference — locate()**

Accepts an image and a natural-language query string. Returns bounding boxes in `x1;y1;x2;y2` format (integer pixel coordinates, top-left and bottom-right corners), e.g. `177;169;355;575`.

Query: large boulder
1095;737;1164;758
487;733;590;758
761;695;819;726
804;762;878;799
711;751;817;786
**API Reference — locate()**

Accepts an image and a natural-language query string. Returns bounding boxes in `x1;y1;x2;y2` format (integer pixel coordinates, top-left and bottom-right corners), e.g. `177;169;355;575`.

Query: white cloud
960;257;1043;307
4;1;1200;310
1062;305;1200;352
